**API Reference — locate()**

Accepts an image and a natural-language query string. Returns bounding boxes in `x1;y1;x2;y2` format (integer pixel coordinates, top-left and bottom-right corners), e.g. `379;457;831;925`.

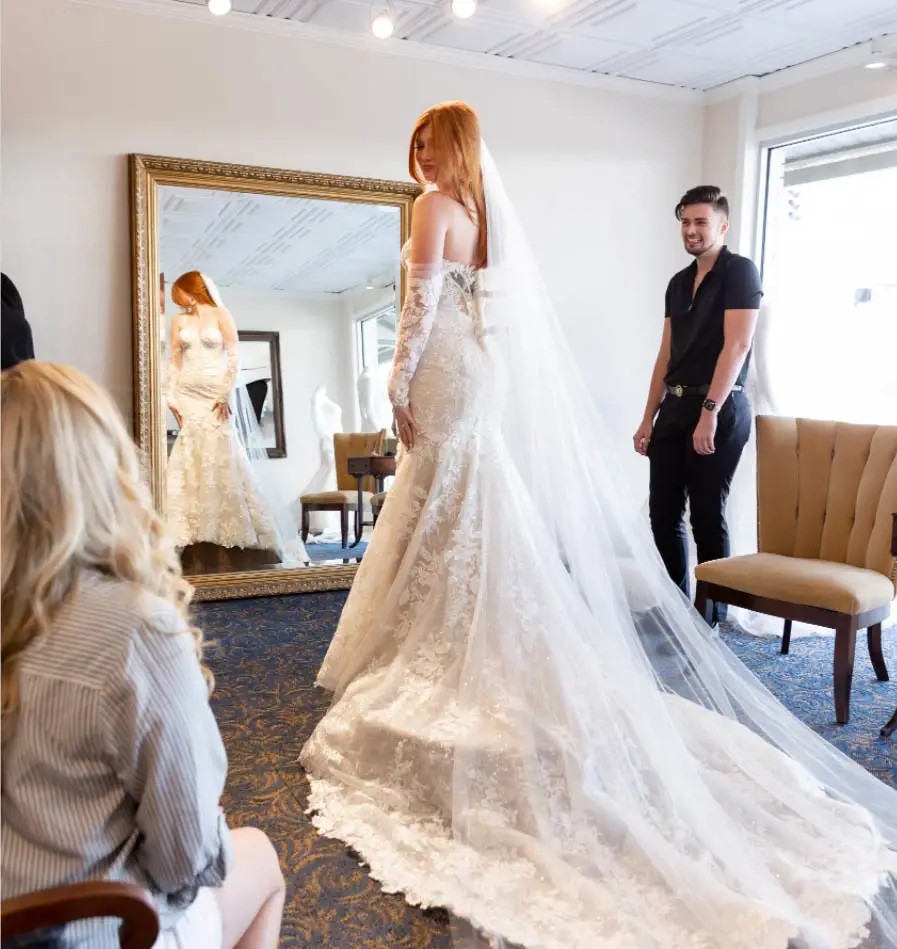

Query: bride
166;271;306;564
300;102;897;948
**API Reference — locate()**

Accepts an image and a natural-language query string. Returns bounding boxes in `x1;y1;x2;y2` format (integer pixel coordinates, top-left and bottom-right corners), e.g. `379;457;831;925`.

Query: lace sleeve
388;263;444;409
217;309;239;402
166;319;183;412
219;345;238;402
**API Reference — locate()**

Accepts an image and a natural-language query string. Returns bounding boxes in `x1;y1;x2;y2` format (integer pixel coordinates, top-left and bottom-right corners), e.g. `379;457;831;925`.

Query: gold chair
1;880;159;948
300;431;386;548
695;416;897;724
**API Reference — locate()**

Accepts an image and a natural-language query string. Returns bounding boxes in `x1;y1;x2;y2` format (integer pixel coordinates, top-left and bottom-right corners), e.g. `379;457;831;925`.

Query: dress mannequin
299;386;344;537
356;365;393;433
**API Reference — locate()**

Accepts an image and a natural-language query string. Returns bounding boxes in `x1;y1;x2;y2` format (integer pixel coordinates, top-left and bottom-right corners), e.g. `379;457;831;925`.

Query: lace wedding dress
300;152;897;948
166;313;283;552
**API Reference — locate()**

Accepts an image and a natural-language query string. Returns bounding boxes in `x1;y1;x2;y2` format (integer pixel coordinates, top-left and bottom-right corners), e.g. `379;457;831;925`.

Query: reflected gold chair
695;416;897;724
300;431;386;548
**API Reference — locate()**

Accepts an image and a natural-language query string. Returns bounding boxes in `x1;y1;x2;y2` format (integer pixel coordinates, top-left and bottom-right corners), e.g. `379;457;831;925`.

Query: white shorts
154;887;223;949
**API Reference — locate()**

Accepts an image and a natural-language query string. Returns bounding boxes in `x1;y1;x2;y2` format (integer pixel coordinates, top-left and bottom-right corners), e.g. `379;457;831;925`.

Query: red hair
409;101;487;268
172;271;216;307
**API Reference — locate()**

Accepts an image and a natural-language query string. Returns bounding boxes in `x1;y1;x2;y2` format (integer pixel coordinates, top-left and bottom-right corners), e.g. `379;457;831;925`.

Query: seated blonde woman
0;361;285;948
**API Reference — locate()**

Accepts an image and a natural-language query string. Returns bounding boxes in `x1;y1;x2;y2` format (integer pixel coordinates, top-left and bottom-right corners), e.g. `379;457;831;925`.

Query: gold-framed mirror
130;154;416;600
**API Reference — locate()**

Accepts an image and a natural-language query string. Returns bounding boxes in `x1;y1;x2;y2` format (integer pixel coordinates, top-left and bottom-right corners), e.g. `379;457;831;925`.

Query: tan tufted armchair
695;416;897;724
300;431;386;549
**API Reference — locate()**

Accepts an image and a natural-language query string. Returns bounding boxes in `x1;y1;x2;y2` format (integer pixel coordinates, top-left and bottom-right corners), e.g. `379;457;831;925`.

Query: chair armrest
1;881;159;947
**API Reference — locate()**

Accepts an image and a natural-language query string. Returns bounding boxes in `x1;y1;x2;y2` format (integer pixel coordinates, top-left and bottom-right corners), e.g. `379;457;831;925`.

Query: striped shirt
1;573;232;947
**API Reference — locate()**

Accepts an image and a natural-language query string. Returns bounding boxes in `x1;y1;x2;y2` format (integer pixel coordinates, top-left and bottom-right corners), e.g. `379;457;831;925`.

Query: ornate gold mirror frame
130;154;416;600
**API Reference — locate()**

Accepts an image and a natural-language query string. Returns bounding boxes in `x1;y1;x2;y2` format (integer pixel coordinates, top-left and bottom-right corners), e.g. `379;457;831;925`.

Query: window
758;117;897;424
357;305;397;372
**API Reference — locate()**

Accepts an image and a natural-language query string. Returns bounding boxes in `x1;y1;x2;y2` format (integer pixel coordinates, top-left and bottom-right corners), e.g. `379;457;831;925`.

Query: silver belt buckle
672;384;684;397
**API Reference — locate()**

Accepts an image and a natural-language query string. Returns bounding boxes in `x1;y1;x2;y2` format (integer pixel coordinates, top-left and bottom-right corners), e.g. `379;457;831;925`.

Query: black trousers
648;390;751;619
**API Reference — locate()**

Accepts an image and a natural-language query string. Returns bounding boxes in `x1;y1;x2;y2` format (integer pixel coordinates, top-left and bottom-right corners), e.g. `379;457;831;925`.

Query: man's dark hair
675;186;729;221
1;273;35;371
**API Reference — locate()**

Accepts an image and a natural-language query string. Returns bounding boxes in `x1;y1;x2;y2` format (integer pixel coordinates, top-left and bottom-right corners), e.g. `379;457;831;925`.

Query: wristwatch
702;398;719;413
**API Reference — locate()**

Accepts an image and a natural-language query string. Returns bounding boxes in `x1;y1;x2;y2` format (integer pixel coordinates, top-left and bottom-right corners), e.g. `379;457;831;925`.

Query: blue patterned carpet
306;541;368;563
198;593;896;949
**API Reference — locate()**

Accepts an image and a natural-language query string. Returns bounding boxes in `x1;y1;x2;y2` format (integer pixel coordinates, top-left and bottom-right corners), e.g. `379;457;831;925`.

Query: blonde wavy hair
1;361;210;728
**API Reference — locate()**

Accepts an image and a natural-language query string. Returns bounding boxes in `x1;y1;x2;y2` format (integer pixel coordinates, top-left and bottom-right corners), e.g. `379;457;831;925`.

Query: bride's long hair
409;101;487;268
172;271;217;307
1;361;209;731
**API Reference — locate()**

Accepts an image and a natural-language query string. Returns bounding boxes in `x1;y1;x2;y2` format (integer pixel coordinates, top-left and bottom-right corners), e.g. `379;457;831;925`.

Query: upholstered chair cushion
300;490;373;507
694;553;894;615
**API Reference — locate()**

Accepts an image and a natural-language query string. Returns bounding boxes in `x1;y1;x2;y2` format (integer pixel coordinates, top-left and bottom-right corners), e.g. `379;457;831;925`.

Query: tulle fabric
300;143;897;949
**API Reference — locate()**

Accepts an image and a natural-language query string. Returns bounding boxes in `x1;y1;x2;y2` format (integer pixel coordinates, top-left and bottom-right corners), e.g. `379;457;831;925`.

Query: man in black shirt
634;186;762;622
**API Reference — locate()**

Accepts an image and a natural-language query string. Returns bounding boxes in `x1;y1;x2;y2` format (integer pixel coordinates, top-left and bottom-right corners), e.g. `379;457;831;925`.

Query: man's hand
633;418;654;456
692;411;717;456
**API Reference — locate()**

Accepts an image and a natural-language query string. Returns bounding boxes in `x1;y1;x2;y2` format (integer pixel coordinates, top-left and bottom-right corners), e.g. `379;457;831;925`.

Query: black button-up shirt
664;246;762;388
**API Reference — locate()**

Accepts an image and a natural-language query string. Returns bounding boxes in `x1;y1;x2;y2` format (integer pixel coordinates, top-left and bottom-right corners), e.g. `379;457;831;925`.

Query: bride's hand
394;405;420;450
214;401;232;423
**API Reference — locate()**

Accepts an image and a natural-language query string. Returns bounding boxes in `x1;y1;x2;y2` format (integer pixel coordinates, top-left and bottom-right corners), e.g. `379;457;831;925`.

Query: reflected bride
165;271;306;564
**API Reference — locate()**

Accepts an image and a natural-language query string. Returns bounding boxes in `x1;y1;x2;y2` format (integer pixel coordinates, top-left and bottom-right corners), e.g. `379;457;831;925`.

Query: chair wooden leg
882;707;897;738
340;507;349;549
867;622;889;682
353;507;362;546
694;581;710;626
833;615;858;724
780;619;792;655
300;505;310;543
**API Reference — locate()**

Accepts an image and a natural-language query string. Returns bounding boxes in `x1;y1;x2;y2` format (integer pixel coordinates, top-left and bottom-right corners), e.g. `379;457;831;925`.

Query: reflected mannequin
298;386;344;537
357;365;393;433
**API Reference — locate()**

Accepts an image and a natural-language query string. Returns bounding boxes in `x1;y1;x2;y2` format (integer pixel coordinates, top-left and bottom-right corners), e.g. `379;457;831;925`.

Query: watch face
703;399;718;412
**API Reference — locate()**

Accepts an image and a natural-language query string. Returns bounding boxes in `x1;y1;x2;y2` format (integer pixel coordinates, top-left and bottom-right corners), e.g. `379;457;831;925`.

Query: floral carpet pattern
198;593;896;949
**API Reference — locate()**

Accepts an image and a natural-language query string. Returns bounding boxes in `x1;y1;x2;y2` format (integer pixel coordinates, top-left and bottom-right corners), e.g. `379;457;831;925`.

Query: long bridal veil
447;143;896;947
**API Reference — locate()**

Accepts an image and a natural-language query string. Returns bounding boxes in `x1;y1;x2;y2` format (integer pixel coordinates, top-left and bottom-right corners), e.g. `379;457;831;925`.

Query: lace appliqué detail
165;322;281;551
301;244;888;949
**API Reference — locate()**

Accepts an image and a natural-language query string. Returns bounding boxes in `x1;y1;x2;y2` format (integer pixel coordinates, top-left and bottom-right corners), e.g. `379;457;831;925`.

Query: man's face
679;203;729;257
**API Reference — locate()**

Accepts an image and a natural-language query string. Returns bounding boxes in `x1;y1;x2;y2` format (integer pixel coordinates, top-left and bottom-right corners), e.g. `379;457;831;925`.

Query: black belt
665;383;743;398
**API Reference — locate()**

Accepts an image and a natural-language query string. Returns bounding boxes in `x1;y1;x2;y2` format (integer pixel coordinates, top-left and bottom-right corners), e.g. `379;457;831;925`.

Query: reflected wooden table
347;454;397;547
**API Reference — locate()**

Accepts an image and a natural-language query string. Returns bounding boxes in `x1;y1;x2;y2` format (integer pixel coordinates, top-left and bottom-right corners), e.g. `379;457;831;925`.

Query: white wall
756;63;897;135
2;0;702;493
701;90;760;256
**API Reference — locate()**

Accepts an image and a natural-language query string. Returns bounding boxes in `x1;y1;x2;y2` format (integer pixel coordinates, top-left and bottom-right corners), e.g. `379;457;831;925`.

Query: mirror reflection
158;186;402;576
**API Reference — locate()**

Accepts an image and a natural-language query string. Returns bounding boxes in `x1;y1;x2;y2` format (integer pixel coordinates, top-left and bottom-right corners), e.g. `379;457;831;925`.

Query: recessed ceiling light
208;0;232;14
865;41;897;70
452;0;476;17
371;9;394;38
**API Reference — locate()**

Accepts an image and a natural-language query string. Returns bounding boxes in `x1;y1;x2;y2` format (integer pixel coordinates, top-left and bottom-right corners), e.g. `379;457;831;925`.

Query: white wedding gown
167;316;284;552
300;236;897;947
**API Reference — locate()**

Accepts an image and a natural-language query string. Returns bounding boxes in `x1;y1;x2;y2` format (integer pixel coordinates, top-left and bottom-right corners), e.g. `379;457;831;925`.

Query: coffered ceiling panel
158;187;402;296
162;0;897;90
